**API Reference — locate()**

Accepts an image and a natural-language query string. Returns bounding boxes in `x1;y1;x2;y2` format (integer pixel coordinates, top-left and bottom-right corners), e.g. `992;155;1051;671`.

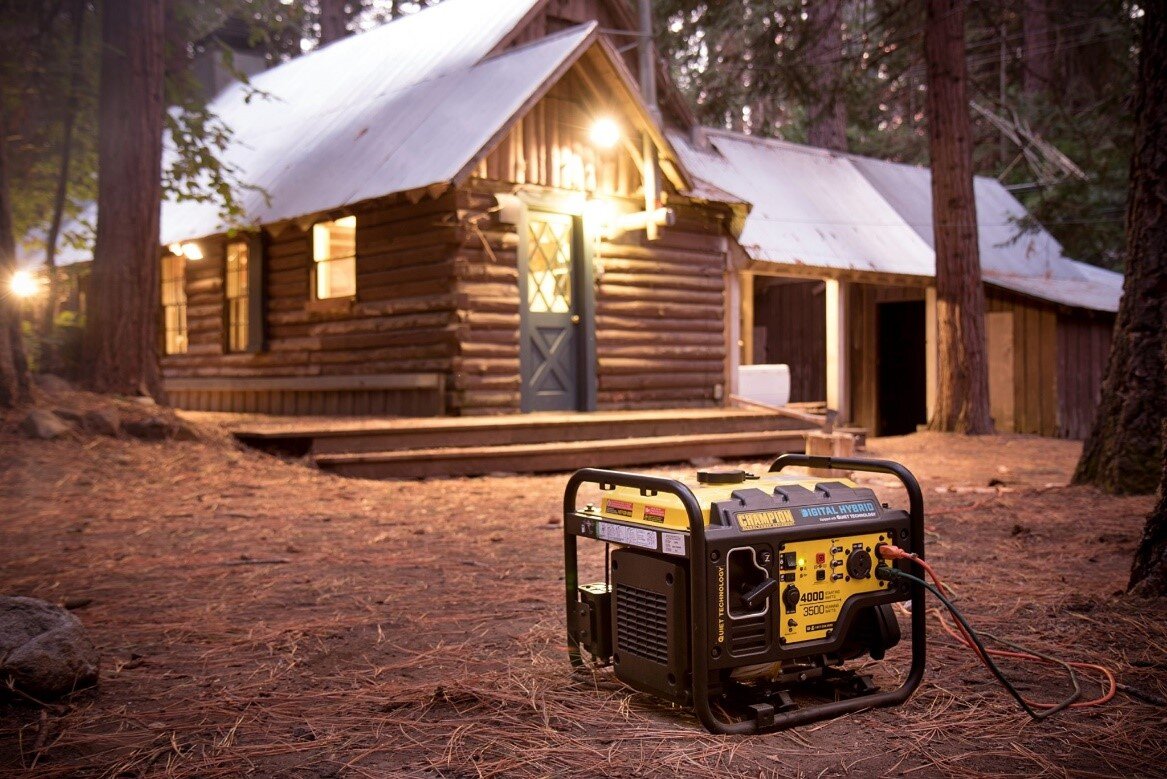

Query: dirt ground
1;397;1165;778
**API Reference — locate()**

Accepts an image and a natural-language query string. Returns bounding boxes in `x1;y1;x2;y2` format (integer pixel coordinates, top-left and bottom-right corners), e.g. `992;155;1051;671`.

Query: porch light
10;270;40;298
589;117;621;149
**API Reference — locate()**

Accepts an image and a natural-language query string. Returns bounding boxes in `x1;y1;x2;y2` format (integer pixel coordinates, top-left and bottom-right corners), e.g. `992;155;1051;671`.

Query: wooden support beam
740;271;754;366
825;278;849;421
925;285;938;423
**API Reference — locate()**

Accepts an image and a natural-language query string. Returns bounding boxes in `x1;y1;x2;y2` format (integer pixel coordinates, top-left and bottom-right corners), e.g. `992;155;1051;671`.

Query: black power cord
877;566;1082;720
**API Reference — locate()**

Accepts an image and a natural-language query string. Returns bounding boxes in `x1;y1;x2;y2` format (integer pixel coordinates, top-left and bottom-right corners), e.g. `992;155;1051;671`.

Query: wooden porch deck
229;407;825;479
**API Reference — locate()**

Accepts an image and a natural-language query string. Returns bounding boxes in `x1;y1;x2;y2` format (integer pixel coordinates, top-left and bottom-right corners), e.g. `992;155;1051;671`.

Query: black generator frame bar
563;454;927;734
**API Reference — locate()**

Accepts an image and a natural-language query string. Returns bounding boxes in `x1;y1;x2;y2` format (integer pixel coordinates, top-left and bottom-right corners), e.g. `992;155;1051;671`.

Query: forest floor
1;392;1165;778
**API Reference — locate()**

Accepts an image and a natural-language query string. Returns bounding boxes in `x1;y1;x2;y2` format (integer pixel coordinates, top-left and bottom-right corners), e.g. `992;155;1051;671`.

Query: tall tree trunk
1074;6;1167;496
805;0;848;151
83;0;164;398
1021;0;1051;97
1130;418;1167;595
318;0;350;45
40;0;87;372
0;107;32;409
924;0;993;434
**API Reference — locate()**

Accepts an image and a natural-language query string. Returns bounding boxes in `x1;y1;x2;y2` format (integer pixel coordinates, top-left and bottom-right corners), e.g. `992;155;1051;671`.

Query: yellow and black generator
563;454;926;733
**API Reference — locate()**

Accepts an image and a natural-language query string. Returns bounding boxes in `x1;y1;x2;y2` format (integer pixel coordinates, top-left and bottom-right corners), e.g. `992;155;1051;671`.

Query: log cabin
144;0;1122;438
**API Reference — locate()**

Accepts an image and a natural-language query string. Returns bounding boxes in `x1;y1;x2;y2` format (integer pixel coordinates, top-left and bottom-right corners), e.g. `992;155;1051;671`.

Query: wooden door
520;212;583;412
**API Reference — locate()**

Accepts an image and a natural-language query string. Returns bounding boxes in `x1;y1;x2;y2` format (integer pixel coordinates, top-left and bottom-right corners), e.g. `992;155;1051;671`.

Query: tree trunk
924;0;993;434
805;0;847;151
1074;6;1167;496
1130;418;1167;595
318;0;350;46
0;107;32;409
1021;0;1052;97
40;0;87;372
83;0;164;399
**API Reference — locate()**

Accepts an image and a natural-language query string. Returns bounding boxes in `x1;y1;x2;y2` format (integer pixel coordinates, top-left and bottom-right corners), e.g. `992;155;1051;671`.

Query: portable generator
563;454;926;734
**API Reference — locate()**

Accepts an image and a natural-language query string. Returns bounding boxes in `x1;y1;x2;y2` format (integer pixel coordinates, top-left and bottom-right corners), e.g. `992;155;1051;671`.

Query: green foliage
654;0;1140;271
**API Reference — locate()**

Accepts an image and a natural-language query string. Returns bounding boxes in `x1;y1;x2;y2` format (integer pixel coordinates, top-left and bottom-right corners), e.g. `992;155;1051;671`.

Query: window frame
310;215;357;302
160;253;188;356
224;239;250;353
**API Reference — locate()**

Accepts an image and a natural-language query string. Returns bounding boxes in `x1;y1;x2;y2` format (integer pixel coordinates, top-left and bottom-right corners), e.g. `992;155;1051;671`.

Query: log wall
593;202;728;410
473;70;642;197
1056;310;1113;440
161;191;465;416
754;279;827;403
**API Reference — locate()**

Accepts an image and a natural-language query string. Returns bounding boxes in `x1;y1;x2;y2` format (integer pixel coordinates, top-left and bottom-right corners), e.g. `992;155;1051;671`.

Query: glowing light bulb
589;117;621;149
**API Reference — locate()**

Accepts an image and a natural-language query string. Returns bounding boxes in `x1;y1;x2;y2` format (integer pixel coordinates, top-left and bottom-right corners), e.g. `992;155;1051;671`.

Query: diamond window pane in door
527;217;572;313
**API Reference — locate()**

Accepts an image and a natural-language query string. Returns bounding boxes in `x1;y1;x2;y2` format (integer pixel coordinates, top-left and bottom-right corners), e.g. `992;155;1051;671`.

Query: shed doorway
519;211;590;412
876;301;927;436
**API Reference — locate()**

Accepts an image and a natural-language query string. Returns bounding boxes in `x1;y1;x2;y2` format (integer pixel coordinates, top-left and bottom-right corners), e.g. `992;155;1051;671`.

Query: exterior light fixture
10;270;40;299
589;117;621;150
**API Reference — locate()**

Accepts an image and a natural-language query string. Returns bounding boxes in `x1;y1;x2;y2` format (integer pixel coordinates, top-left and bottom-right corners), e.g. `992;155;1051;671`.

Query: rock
0;596;99;699
53;408;84;424
122;417;173;441
83;407;121;437
19;409;71;440
171;420;200;441
33;374;72;394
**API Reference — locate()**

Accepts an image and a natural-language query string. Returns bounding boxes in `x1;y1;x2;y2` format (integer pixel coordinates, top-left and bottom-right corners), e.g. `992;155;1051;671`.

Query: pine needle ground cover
1;403;1164;778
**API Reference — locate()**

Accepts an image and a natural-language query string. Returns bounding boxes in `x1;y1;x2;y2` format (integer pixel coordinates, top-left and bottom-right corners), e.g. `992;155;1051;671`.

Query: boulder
32;374;72;394
0;596;99;699
19;409;71;440
83;407;121;437
121;417;172;441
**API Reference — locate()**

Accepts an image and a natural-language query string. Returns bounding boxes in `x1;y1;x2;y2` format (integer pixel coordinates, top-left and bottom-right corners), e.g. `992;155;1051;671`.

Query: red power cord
876;543;1116;710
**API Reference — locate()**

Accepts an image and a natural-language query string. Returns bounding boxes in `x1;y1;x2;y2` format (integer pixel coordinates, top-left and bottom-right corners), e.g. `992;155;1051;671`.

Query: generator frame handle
563;455;926;735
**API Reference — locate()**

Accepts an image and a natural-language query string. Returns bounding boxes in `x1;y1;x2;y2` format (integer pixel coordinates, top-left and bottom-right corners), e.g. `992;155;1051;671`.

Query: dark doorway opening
876;301;927;436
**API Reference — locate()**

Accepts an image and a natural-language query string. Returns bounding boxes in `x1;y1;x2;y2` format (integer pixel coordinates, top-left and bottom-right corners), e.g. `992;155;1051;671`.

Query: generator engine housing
564;454;926;734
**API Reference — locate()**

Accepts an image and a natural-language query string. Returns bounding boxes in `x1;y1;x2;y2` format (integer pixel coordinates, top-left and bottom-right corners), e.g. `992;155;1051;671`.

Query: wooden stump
805;431;856;479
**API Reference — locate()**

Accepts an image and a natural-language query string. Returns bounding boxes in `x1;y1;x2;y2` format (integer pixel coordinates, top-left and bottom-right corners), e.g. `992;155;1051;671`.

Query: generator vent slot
615;584;669;663
730;617;768;656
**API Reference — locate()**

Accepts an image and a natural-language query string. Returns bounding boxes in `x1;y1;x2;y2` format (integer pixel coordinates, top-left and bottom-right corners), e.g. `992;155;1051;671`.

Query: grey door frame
516;196;597;413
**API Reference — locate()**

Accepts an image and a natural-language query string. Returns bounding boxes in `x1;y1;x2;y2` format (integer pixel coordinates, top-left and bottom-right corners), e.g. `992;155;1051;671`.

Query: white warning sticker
596;521;658;551
660;532;686;557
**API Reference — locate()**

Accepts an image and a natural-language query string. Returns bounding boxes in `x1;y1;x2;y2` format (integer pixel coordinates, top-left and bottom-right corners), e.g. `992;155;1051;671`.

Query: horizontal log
454;261;519;283
597;344;725;360
457;311;519;328
359;259;455;289
451;357;521;375
595;300;724;320
596;329;725;347
597;307;723;326
597;242;724;268
598;357;724;375
597;257;724;278
165;373;444;393
314;326;458;352
598;285;723;306
309;311;457;337
359;277;450;302
455;281;521;302
599;372;722;391
597;398;713;411
187;277;222;295
598;387;717;402
309;343;454;365
450;373;521;391
448;390;521;410
600;272;724;293
457;341;519;359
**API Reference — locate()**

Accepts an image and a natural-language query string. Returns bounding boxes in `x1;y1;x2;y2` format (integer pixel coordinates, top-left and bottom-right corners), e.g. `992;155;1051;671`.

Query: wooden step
235;408;817;456
315;429;809;480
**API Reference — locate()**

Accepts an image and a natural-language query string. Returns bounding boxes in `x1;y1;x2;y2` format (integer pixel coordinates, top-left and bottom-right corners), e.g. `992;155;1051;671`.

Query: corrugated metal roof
675;130;936;276
160;0;562;245
674;128;1122;313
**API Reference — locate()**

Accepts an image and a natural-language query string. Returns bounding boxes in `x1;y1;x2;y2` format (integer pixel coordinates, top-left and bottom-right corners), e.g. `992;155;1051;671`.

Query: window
161;254;188;355
225;240;249;352
312;216;356;299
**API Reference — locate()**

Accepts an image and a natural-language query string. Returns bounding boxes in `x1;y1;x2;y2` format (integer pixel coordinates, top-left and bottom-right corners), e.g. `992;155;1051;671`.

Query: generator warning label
596;521;657;551
660;532;686;556
643;506;667;523
603;499;634;518
736;509;795;531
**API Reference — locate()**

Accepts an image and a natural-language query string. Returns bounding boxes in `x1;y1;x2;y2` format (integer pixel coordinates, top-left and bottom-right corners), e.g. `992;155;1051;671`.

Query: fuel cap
696;468;751;485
